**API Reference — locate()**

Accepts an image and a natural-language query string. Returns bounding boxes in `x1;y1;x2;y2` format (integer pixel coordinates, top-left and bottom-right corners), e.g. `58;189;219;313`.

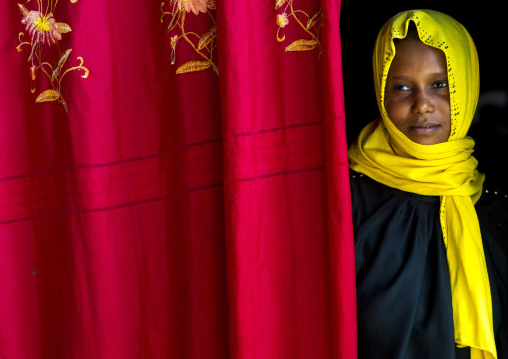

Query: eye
394;84;411;91
432;81;448;89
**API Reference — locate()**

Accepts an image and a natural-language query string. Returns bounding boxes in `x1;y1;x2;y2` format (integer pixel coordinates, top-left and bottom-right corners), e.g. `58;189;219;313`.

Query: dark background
340;3;508;191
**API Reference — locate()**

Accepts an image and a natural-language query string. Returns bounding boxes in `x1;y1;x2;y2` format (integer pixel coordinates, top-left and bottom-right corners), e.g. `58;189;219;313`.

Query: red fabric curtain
0;0;356;358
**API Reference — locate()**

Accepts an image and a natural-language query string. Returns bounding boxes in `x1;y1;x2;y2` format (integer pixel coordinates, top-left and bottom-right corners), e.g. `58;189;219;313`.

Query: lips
408;124;441;134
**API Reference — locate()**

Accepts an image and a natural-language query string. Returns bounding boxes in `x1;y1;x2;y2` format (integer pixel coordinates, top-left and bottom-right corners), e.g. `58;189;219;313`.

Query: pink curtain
0;0;356;358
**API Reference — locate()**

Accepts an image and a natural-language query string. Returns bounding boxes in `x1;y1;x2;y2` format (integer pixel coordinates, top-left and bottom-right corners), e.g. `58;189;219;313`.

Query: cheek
437;99;451;127
384;99;407;127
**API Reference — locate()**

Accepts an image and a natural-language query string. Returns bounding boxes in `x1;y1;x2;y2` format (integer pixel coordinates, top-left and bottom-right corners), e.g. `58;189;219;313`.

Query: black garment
351;170;508;359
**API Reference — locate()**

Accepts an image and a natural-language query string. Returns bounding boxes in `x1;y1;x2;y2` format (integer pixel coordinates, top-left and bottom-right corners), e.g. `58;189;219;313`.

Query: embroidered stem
275;0;323;53
206;9;216;25
179;11;218;73
289;1;320;48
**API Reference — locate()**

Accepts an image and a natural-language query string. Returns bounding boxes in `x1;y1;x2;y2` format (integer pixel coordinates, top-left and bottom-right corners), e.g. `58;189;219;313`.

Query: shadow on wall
469;90;508;192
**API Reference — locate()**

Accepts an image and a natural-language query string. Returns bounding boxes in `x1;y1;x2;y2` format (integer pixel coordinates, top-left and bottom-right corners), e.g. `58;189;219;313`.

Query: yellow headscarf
349;9;496;359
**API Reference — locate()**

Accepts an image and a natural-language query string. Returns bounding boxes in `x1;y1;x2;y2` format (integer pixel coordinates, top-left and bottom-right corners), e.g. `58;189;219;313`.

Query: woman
348;9;508;358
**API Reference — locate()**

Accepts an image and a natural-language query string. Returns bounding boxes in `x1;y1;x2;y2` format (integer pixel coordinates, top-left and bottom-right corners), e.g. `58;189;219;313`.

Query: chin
409;137;448;145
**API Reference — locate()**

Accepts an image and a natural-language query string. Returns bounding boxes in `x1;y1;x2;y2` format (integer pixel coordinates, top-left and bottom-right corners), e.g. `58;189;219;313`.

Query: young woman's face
384;38;451;145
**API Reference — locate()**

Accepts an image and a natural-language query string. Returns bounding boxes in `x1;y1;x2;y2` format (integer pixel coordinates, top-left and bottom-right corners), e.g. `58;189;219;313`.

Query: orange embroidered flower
21;10;62;46
170;35;179;49
30;65;37;80
276;13;289;28
171;0;216;15
21;11;62;45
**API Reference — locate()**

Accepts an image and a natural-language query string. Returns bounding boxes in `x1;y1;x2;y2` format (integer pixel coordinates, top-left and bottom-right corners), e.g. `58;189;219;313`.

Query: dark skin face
384;37;451;145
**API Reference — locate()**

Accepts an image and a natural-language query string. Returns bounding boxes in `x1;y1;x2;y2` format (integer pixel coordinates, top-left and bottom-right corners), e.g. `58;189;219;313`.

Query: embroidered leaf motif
306;7;322;29
198;26;216;50
36;89;60;103
176;60;212;74
56;23;72;33
285;39;318;51
275;0;287;9
18;3;29;17
52;49;72;80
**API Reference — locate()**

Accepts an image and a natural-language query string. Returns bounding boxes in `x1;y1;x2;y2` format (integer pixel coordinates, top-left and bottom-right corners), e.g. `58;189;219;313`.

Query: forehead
389;38;448;76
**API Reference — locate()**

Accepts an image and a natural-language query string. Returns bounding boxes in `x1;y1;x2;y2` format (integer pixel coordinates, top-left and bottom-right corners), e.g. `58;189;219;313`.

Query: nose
412;90;434;115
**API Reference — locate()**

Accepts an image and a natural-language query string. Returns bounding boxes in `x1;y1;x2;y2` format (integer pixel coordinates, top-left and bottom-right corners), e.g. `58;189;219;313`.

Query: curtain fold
0;0;356;358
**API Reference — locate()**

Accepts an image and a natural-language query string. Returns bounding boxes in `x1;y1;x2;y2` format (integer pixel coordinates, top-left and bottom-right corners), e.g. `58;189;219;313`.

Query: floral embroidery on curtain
161;0;218;75
275;0;324;53
16;0;89;112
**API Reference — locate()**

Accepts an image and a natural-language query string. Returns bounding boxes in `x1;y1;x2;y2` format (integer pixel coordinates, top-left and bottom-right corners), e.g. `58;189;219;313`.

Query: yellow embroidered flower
277;13;289;28
171;0;216;15
21;11;62;45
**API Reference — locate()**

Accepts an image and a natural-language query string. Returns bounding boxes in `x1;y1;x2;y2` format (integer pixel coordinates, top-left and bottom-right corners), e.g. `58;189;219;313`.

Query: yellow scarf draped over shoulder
349;9;496;359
